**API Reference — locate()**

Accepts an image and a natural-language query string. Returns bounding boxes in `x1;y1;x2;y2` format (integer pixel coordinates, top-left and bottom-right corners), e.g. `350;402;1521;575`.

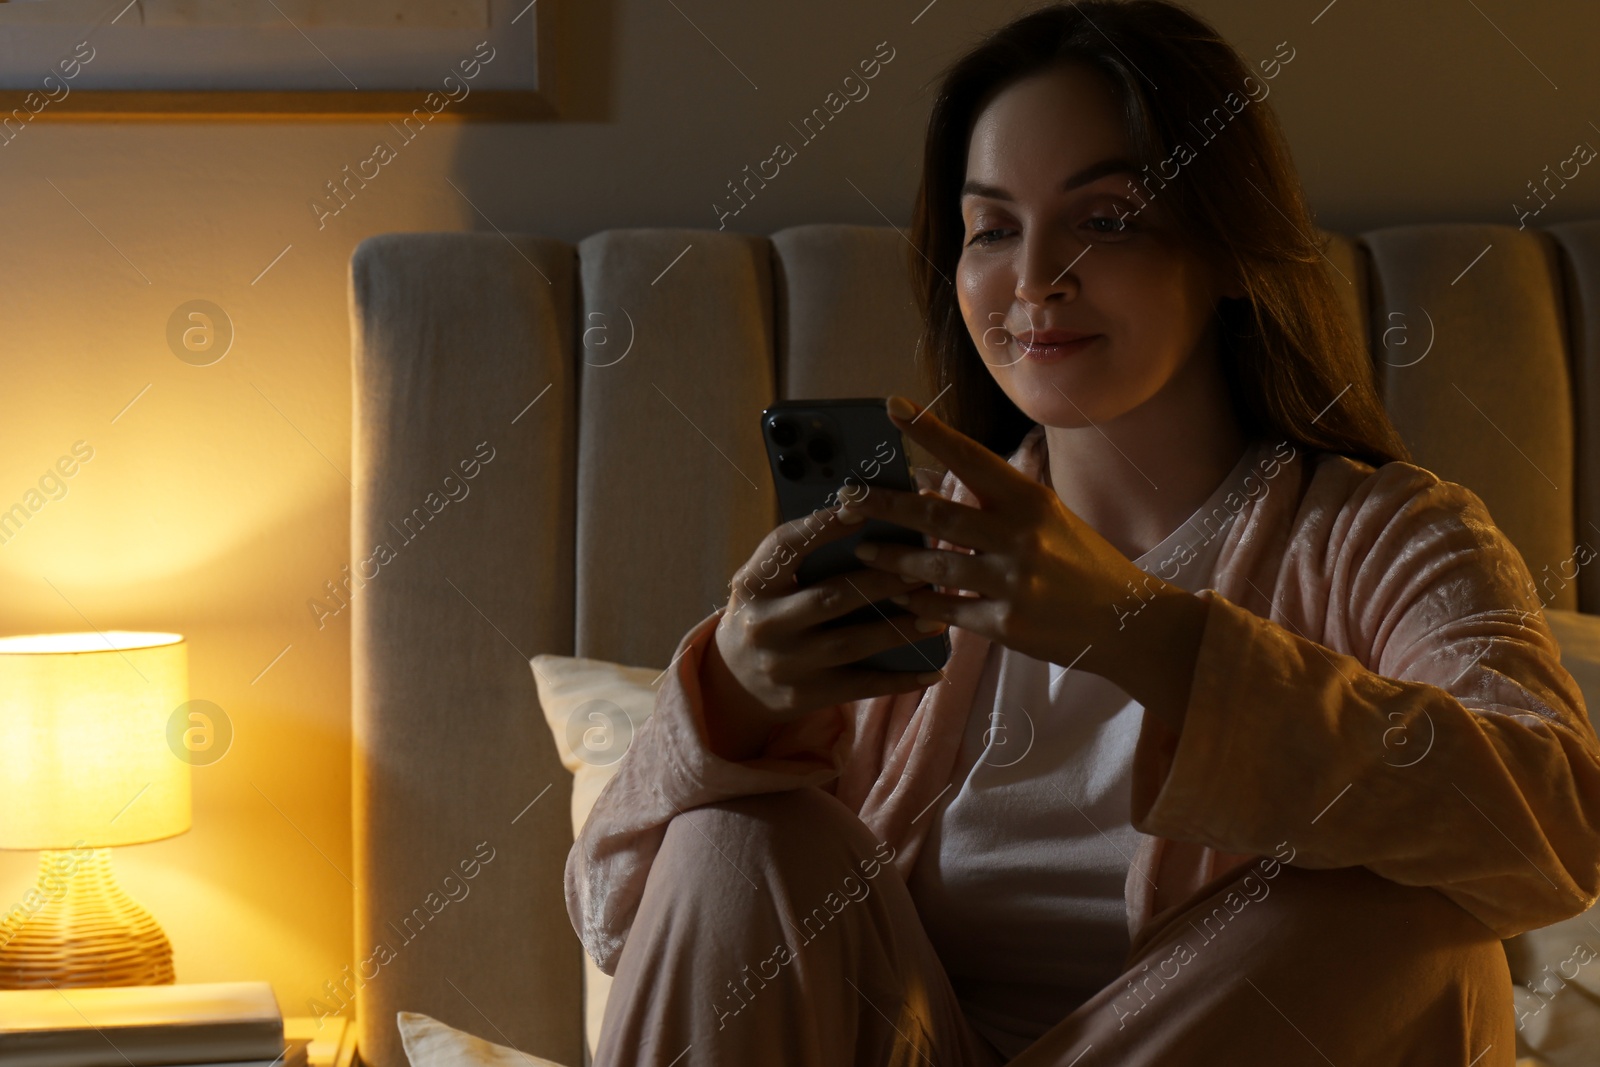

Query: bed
348;220;1600;1067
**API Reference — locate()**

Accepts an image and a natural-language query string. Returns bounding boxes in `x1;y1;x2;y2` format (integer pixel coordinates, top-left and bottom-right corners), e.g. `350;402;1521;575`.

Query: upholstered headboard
347;221;1600;1067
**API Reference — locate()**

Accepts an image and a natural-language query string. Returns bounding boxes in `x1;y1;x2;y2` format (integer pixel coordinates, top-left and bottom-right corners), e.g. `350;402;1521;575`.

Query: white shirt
905;442;1261;1058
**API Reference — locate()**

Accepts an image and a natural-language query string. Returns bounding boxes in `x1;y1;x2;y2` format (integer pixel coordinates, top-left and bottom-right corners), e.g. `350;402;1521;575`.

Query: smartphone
759;398;951;674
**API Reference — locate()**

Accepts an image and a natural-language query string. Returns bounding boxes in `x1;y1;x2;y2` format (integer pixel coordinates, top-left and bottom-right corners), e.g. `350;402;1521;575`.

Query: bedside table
284;1016;358;1067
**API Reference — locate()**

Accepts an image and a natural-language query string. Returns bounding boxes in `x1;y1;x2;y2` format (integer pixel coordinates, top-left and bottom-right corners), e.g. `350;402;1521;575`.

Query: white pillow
530;653;665;1067
1507;608;1600;1067
396;1011;572;1067
1545;608;1600;715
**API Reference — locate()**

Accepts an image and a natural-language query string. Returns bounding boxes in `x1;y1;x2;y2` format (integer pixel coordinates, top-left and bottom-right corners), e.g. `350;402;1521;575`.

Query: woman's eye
965;207;1135;246
1084;212;1135;237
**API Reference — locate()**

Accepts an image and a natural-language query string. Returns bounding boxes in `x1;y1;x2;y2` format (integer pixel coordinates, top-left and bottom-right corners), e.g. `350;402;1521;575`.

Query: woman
566;3;1600;1064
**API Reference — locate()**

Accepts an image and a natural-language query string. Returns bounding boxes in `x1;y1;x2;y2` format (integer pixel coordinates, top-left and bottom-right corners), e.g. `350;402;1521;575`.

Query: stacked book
0;981;309;1067
286;1016;358;1067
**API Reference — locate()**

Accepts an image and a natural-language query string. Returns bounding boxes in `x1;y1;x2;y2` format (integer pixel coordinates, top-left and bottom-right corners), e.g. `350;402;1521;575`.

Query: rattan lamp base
0;848;175;988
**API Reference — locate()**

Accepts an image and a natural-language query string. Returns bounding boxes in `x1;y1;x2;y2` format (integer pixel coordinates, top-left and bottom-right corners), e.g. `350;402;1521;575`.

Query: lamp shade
0;632;191;850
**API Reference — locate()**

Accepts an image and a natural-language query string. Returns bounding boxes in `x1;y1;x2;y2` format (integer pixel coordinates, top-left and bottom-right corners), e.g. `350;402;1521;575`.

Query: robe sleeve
1131;459;1600;938
563;607;855;975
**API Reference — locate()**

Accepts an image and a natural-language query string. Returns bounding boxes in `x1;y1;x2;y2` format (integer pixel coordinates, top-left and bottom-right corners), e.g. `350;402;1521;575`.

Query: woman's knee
654;786;896;901
630;786;912;995
1157;863;1510;1020
1083;863;1510;1061
1256;864;1506;963
1255;866;1511;1049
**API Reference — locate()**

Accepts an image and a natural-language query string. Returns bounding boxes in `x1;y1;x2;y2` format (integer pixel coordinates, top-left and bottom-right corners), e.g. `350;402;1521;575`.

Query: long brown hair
908;0;1410;469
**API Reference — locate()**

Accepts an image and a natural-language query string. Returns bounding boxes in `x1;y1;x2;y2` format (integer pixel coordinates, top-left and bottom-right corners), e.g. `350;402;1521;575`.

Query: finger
891;585;991;631
737;504;865;602
809;662;946;709
792;564;925;627
841;485;1008;555
901;586;1089;669
886;395;1033;508
804;610;951;680
911;465;948;496
852;540;1005;599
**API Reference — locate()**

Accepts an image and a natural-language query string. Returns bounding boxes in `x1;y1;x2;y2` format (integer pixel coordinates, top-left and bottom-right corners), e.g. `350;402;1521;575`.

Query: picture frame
0;0;557;120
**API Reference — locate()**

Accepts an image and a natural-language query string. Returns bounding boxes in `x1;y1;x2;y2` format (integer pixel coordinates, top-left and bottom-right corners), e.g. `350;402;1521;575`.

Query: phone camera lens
807;435;834;464
777;452;805;481
769;417;799;447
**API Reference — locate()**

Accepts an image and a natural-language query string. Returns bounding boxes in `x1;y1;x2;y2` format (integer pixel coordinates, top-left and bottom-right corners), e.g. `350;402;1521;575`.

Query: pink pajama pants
593;786;1514;1066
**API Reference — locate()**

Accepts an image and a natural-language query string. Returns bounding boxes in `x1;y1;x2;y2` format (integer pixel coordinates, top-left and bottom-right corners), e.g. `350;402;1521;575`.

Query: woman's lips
1016;334;1101;361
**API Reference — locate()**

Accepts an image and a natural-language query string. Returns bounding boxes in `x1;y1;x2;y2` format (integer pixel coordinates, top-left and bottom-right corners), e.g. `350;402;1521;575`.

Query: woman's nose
1014;234;1084;306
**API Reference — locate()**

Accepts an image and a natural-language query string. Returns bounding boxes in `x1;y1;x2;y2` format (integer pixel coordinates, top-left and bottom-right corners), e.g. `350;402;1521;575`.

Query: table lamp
0;631;190;988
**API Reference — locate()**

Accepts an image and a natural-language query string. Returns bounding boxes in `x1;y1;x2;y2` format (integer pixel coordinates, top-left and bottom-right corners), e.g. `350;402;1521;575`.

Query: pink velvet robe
566;423;1600;982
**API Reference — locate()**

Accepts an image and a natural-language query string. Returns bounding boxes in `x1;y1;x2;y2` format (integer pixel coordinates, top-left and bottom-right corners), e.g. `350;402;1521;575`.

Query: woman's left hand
839;394;1184;689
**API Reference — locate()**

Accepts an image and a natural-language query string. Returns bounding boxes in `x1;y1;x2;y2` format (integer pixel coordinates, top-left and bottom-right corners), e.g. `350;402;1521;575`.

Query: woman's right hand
698;500;949;761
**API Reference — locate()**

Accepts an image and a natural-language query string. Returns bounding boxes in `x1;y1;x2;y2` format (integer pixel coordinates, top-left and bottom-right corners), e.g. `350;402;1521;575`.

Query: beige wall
0;0;1596;1029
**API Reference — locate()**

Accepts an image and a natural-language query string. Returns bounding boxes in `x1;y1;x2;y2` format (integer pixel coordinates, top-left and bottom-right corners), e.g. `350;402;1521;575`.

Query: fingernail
890;594;910;606
915;618;946;633
838;507;864;525
853;541;877;560
916;670;942;684
887;396;917;421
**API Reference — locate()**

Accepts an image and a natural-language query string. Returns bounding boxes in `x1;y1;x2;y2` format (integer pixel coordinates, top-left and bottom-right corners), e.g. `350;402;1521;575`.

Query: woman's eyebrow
960;157;1138;200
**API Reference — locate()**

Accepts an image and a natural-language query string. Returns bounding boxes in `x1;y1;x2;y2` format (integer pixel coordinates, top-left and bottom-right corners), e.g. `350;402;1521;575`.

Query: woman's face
957;64;1238;429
